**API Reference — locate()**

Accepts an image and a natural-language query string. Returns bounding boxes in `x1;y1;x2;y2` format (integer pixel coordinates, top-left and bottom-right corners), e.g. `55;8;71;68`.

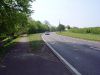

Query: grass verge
57;31;100;41
28;33;44;52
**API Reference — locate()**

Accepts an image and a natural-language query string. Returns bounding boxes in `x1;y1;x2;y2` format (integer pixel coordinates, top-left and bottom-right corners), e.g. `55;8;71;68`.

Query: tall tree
44;20;50;31
0;0;34;36
66;25;71;29
57;24;65;32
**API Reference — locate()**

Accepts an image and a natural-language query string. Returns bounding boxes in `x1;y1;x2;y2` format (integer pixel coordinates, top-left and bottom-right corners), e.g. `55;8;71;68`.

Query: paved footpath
0;35;71;75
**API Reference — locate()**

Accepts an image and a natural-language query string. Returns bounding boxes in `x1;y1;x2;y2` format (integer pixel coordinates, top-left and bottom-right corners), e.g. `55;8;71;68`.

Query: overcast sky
31;0;100;27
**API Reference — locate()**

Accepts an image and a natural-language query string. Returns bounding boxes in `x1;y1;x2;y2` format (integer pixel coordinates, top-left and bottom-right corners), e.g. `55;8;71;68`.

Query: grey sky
31;0;100;27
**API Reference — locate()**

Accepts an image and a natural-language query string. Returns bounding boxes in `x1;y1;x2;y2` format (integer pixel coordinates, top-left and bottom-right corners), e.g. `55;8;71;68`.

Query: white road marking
42;35;82;75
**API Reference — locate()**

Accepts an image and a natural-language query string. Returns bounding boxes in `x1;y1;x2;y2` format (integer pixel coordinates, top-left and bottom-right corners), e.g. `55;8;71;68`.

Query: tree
28;19;50;34
50;26;57;32
57;24;65;32
0;0;34;37
66;25;71;29
44;20;50;31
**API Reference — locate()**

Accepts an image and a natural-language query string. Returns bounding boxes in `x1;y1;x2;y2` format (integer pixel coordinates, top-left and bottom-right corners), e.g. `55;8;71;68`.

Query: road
42;32;100;75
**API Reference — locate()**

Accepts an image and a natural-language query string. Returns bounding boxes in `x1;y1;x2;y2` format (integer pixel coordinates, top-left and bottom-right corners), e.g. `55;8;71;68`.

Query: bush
69;27;100;34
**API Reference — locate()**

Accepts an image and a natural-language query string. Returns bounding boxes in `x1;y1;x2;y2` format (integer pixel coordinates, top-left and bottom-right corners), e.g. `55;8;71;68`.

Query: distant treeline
69;27;100;34
28;19;50;34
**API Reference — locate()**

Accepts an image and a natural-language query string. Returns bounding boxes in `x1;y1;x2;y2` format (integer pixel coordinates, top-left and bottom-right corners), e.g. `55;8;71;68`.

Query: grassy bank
0;37;20;58
57;31;100;41
69;27;100;34
28;34;44;52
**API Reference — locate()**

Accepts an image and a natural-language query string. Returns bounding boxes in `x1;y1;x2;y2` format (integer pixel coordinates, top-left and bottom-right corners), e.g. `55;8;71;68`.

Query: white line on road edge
42;35;81;75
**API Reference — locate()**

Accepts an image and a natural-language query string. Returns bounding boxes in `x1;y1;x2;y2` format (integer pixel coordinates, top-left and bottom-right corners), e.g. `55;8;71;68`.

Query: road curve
42;32;100;75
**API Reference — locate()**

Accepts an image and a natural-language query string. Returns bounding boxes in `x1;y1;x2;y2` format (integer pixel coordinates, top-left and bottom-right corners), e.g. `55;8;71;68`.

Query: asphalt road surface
42;32;100;75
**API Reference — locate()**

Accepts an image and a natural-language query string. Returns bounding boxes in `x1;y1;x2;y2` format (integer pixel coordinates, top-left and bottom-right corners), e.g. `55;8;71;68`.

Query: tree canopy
57;24;65;31
28;19;50;34
0;0;34;36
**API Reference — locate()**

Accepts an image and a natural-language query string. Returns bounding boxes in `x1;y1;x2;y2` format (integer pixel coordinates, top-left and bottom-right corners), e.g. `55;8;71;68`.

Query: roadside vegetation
0;0;51;57
0;36;20;58
57;27;100;41
0;0;33;58
69;27;100;34
28;34;44;52
27;19;50;34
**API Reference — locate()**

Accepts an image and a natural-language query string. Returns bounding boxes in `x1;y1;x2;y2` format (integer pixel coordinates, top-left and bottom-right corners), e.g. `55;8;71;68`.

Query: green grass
69;27;100;34
57;31;100;41
28;33;44;52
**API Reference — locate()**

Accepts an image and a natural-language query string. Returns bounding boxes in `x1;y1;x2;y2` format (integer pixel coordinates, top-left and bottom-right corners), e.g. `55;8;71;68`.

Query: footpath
0;35;71;75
